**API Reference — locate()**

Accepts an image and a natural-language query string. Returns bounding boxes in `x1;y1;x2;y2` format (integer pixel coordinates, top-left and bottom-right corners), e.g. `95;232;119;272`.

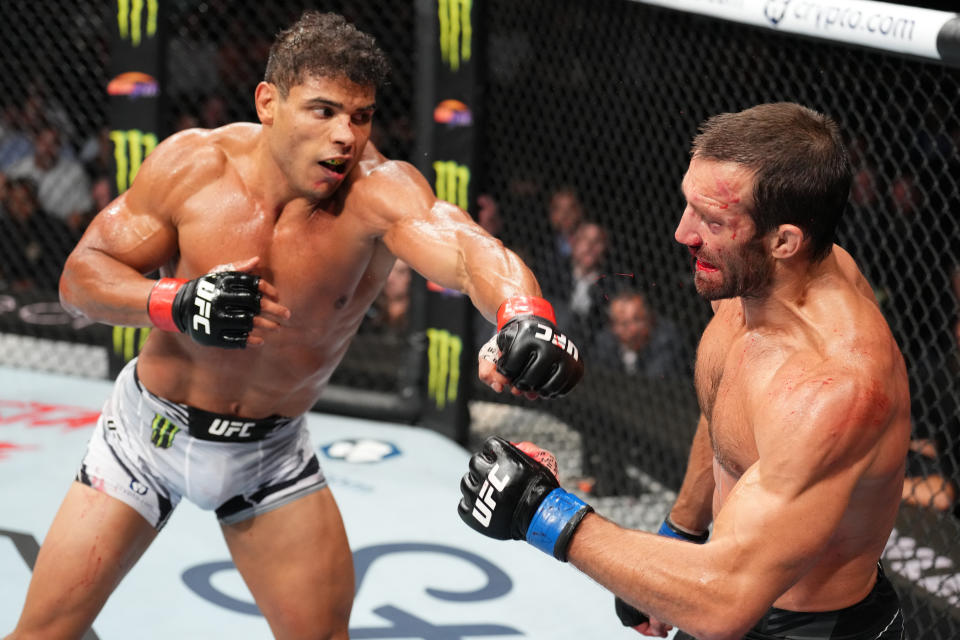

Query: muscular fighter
458;103;910;639
8;12;582;640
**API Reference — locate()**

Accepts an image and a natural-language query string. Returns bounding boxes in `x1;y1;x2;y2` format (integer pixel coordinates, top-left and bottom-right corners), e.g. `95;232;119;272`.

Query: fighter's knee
6;623;88;640
268;615;349;640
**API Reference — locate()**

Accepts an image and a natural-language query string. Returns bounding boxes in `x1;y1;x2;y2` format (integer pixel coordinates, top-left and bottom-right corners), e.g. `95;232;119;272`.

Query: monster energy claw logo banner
117;0;159;47
427;329;463;410
108;0;165;199
113;326;150;363
438;0;473;71
433;161;471;211
110;130;159;193
418;0;479;441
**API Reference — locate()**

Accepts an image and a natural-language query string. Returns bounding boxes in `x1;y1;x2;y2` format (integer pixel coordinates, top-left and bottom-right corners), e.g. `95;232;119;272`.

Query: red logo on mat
0;401;100;429
0;441;36;460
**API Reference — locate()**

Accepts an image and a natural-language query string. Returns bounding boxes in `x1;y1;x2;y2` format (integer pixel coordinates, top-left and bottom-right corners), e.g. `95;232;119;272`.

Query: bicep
372;164;524;292
70;132;204;274
73;181;177;275
711;459;856;592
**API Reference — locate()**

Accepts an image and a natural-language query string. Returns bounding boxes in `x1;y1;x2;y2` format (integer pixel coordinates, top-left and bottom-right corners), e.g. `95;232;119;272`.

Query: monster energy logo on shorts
427;328;462;410
433;161;470;211
110;129;158;193
438;0;472;71
113;326;150;363
151;414;180;449
117;0;159;46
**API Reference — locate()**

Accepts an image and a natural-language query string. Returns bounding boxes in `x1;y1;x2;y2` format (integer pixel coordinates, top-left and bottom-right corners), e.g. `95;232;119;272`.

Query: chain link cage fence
0;0;958;637
478;0;960;636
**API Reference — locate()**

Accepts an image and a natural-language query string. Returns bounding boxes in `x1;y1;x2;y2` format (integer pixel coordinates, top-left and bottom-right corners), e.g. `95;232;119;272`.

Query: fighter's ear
255;82;278;126
769;223;804;259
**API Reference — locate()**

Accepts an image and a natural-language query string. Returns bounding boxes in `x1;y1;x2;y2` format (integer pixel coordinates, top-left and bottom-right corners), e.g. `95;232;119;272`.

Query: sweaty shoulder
831;244;879;303
344;143;436;234
763;269;906;463
127;124;257;220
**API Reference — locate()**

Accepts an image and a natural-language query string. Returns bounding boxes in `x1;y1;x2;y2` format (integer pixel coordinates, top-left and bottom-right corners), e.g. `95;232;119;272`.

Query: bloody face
674;156;773;301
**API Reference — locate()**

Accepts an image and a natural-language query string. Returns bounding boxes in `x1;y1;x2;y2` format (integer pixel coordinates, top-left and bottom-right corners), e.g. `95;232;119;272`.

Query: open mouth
319;158;348;175
696;258;719;272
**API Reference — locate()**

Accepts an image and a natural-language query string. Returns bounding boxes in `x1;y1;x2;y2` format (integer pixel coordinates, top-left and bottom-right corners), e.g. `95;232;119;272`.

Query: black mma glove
493;296;583;398
458;435;592;561
147;271;261;349
614;515;709;628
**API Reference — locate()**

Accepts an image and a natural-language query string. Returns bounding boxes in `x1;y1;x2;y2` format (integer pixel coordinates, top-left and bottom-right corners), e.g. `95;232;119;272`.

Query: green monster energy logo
427;328;462;410
150;413;180;448
110;129;158;193
117;0;159;46
438;0;472;71
433;161;470;210
112;326;150;363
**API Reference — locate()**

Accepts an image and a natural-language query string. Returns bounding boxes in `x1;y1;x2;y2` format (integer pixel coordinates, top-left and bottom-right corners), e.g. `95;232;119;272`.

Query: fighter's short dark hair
692;103;852;262
264;11;390;97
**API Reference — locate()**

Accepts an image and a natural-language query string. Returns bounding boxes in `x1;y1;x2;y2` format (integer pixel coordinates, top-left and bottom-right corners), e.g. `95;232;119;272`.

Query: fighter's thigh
222;487;353;640
11;482;157;639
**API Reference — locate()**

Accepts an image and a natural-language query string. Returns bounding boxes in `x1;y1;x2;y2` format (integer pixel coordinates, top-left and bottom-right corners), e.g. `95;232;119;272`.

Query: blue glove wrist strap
525;488;592;560
657;516;709;544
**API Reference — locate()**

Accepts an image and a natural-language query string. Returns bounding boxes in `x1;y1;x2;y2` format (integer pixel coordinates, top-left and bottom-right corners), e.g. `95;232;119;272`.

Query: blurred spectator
476;193;503;237
849;152;881;211
199;94;230;129
889;172;923;218
571;287;696;497
548;185;584;263
592;289;688;379
6;124;92;232
529;184;587;294
0;177;75;292
366;259;412;335
371;115;415;162
173;111;201;133
0;104;34;170
19;84;75;144
552;220;608;338
903;435;959;514
79;126;113;182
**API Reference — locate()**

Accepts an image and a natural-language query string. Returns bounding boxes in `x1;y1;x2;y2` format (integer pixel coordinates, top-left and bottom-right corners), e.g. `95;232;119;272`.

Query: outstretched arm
358;160;540;322
357;160;582;397
568;372;886;638
460;370;889;639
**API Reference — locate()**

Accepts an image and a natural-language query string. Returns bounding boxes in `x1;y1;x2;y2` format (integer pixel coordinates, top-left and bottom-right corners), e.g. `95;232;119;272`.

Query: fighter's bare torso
136;123;405;418
694;248;910;611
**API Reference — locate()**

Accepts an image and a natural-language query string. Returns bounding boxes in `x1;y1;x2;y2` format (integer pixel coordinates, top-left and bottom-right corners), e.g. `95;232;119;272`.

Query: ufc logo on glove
192;279;217;334
471;463;512;527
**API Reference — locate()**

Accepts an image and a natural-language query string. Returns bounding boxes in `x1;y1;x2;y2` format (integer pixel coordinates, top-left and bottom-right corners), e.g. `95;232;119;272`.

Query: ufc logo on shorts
534;324;580;361
208;419;255;438
192;279;217;334
471;463;511;527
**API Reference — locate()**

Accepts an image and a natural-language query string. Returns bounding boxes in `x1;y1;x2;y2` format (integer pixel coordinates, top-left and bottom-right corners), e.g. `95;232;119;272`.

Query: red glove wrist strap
147;278;188;332
496;296;556;330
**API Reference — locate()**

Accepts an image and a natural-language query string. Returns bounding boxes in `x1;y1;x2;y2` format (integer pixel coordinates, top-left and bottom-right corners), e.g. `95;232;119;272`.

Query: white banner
631;0;958;62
